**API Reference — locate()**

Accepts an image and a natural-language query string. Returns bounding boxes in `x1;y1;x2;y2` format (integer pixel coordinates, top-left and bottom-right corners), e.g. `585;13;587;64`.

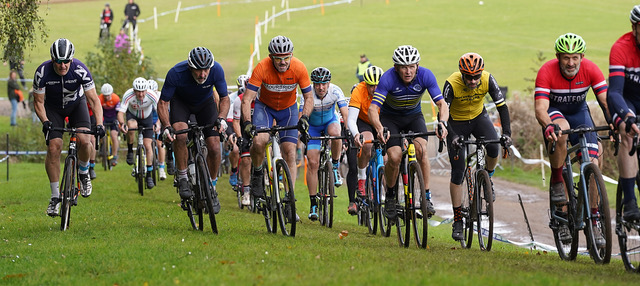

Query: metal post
518;194;535;249
6;133;9;181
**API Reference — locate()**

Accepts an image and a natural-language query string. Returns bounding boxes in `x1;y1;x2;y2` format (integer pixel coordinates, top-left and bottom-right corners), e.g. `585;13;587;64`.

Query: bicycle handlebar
452;137;510;160
387;130;445;153
549;125;611;155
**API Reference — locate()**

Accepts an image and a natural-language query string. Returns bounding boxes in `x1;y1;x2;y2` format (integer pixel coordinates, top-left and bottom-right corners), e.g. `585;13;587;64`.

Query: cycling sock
310;195;318;207
231;167;238;173
254;164;263;172
486;169;495;177
620;177;637;205
453;206;462;221
50;182;60;198
89;161;95;167
178;169;188;180
386;184;398;199
159;163;165;169
358;167;366;180
128;143;133;152
550;167;563;184
332;159;339;167
147;165;153;172
425;189;431;200
210;178;217;187
78;161;89;174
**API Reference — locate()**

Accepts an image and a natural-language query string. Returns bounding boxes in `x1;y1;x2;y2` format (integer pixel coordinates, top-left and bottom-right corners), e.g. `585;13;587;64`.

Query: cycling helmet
458;53;484;75
236;74;249;87
392;45;420;65
50;38;75;61
187;47;214;69
268;35;294;54
132;77;148;91
310;67;331;83
554;33;586;54
147;79;159;91
363;66;383;85
631;5;640;24
100;83;113;95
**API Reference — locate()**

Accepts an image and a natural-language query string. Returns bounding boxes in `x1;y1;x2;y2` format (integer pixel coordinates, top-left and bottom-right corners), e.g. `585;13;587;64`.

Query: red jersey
247;56;312;111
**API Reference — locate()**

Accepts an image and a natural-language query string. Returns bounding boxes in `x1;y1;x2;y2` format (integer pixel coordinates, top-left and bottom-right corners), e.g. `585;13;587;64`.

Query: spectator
7;70;20;126
114;28;131;54
355;54;371;82
99;3;114;38
122;0;140;32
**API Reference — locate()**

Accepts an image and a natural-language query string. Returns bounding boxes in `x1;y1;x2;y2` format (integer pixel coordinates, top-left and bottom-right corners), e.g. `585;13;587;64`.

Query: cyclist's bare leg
172;122;189;170
126;119;138;148
157;139;166;165
547;119;569;205
306;149;320;196
588;157;601;209
450;182;462;207
281;142;298;183
486;156;498;172
357;131;374;169
45;138;63;183
415;137;430;188
143;137;154;165
240;156;251;185
229;141;239;169
328;123;342;161
385;146;402;188
77;131;93;163
618;127;638;178
205;136;222;181
110;129;119;158
250;133;269;168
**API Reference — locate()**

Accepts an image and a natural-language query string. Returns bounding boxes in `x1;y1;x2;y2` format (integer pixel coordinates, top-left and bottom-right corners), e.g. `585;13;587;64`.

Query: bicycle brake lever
630;135;638;157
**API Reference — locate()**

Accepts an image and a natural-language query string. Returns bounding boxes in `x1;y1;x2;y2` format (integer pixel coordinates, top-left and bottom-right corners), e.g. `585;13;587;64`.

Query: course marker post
153;7;158;29
175;1;181;23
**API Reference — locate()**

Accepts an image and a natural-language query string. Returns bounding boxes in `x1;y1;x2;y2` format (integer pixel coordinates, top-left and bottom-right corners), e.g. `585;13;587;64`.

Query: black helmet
50;38;75;61
268;35;294;54
310;67;331;83
187;47;214;69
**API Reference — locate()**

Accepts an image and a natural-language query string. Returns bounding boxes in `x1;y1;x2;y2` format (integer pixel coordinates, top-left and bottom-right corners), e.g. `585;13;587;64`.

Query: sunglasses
54;59;71;64
271;55;292;62
463;73;481;81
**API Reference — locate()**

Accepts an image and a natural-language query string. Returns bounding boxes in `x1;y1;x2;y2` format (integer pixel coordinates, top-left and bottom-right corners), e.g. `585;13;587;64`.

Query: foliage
84;39;156;95
522;51;547;96
0;0;48;63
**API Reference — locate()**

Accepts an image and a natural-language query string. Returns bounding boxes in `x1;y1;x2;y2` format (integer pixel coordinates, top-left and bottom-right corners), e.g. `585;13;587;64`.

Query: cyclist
158;47;229;214
347;65;384;215
443;52;513;241
605;5;640;221
34;38;105;216
233;75;253;206
148;79;167;180
535;33;611;247
301;67;349;221
99;83;121;167
241;35;313;205
117;77;159;189
225;77;244;189
369;45;449;219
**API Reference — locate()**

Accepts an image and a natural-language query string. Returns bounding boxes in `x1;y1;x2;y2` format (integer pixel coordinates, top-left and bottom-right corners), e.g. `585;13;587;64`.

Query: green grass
0;161;638;285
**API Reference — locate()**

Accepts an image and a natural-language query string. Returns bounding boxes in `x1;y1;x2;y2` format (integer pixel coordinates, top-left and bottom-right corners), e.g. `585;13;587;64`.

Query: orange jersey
247;56;312;111
99;93;121;118
349;81;376;124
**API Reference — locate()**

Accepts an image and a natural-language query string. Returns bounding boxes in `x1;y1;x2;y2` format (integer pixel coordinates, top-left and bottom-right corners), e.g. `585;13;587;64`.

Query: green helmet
554;33;586;54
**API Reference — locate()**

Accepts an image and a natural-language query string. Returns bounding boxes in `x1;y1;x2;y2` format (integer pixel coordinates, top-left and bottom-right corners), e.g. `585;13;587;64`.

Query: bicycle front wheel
396;178;409;248
319;159;335;228
475;170;494;251
275;159;296;237
152;140;159;185
461;167;474;249
409;162;428;249
60;157;76;231
196;155;218;234
137;146;145;196
378;166;391;237
583;164;611;264
617;183;640;271
100;136;109;171
552;168;578;261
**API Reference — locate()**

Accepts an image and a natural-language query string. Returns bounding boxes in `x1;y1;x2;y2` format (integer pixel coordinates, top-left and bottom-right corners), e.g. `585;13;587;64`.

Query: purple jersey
33;59;95;109
372;66;443;116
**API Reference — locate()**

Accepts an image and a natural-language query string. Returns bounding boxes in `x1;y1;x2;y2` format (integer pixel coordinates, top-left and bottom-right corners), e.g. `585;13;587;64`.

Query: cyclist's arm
368;104;384;141
33;91;47;123
117;111;126;131
300;90;314;117
241;89;257;123
534;97;552;128
487;74;511;136
218;95;230;122
347;107;360;137
434;98;449;138
157;100;170;128
86;87;103;126
233;118;241;136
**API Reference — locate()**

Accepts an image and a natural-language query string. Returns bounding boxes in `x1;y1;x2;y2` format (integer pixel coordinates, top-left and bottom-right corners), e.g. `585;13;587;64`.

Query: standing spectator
355;54;371;82
122;0;140;33
99;3;114;38
7;70;20;126
114;28;130;54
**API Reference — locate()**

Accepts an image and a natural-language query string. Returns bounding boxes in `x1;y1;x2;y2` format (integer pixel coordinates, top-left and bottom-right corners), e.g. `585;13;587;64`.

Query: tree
0;0;48;63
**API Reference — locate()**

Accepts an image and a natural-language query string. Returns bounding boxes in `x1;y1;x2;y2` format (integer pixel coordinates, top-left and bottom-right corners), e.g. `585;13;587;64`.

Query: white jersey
118;88;159;119
227;91;239;122
299;83;347;126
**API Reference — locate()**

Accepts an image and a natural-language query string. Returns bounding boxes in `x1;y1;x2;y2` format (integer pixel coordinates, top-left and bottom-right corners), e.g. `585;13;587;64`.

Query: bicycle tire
582;164;611;264
100;136;109;171
475;170;494;251
196;155;218;234
325;159;335;228
378;166;391;237
552;168;578;261
409;162;428;249
275;159;296;237
365;170;377;234
260;162;275;233
617;182;640;271
59;157;76;231
461;166;474;249
137;146;144;196
152;140;159;185
396;176;409;248
318;165;328;226
185;200;198;230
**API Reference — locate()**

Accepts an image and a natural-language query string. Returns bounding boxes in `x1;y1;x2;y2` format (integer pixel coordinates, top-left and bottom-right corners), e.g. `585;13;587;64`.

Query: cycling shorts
126;111;154;139
380;113;429;148
104;116;119;131
253;100;299;144
357;117;378;139
307;118;340;151
546;105;598;160
45;97;91;140
170;96;219;138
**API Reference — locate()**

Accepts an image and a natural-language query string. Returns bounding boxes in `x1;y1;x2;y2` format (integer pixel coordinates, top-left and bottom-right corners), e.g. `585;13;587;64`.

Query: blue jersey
33;59;95;109
160;60;228;106
372;66;443;116
299;83;347;126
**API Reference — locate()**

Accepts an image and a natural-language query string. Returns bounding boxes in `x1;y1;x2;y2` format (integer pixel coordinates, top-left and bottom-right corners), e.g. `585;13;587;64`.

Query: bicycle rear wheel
275;159;296;237
409;162;428;248
137;146;145;196
582;164;611;264
365;170;377;234
60;157;76;231
461;167;474;249
378;166;391;237
476;170;494;251
196;155;218;234
617;183;640;271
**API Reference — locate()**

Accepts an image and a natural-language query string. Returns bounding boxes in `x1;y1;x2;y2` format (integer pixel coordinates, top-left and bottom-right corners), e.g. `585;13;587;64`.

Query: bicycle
128;126;155;196
385;130;443;248
307;132;351;228
174;122;223;233
50;126;96;231
549;125;612;264
616;126;640;271
357;138;388;236
99;122;117;171
252;124;298;237
453;136;509;251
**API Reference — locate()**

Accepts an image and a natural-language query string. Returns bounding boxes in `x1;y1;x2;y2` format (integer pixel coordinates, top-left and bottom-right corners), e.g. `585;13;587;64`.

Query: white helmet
101;83;113;95
132;77;148;91
392;45;421;65
147;79;159;92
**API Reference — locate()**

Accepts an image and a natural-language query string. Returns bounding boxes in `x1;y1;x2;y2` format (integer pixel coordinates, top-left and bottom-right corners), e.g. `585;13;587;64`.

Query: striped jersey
118;88;159;119
372;66;443;116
